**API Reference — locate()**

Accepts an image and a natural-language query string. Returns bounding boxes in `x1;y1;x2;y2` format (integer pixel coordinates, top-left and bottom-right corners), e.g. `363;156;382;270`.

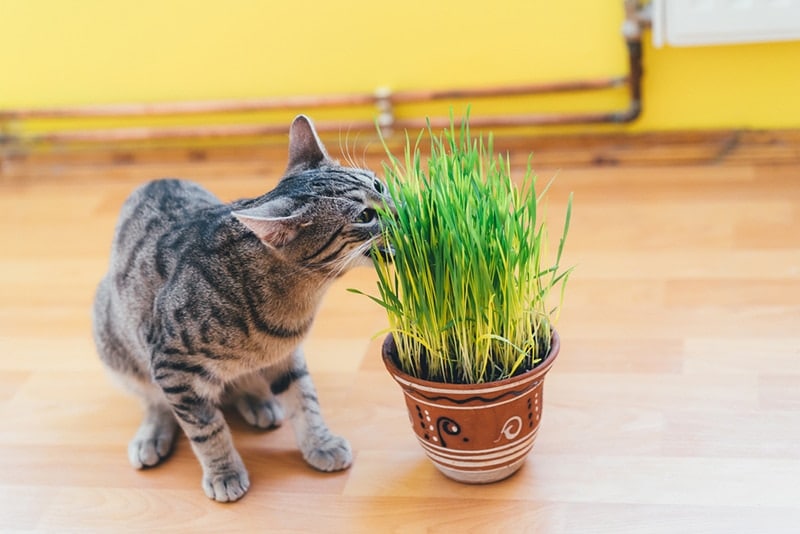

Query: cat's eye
355;208;378;224
373;179;385;194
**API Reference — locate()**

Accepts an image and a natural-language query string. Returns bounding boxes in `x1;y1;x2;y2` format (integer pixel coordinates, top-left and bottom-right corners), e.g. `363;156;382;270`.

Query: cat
92;115;393;502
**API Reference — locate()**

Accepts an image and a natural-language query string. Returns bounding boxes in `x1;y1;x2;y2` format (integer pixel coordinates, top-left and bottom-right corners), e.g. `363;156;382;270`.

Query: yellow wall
1;0;799;133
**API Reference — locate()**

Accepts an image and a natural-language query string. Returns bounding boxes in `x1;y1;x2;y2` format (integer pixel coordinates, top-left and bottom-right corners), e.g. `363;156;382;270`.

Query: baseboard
2;129;798;178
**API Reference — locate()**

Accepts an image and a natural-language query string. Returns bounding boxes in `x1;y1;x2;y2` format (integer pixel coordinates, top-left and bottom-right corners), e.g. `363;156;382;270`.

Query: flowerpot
381;330;560;484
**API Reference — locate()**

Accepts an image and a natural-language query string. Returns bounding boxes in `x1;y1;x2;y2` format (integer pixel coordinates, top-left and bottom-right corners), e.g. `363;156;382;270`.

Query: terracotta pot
382;330;560;484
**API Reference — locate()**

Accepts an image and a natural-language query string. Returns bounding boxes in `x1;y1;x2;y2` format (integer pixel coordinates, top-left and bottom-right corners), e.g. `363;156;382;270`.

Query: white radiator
652;0;800;47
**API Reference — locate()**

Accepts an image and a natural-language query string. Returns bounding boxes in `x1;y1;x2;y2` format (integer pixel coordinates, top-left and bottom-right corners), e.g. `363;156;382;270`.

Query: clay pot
381;330;560;484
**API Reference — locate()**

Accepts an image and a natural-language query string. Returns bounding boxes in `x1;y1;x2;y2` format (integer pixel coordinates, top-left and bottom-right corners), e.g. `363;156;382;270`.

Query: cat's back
120;178;219;223
113;178;219;244
106;178;223;293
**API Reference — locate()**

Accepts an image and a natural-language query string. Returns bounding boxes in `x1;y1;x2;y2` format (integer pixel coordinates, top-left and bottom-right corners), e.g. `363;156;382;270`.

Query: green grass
358;116;572;384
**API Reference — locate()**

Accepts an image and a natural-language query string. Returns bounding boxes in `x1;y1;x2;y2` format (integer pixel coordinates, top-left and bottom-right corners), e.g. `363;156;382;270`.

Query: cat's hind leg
235;393;284;430
92;279;179;468
228;372;284;430
99;359;179;469
105;370;179;469
128;398;179;469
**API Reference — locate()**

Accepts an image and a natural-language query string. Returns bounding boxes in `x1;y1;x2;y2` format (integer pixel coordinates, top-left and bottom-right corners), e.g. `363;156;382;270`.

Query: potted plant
359;116;572;484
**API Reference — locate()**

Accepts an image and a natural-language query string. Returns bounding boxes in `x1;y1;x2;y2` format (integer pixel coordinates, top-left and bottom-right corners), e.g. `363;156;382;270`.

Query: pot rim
381;329;560;391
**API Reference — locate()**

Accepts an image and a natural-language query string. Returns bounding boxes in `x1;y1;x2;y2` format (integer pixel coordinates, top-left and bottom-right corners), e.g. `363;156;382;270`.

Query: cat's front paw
302;435;353;472
202;466;250;503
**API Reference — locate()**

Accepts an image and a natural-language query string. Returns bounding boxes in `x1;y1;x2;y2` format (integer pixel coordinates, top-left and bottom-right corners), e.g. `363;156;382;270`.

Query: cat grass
361;116;573;384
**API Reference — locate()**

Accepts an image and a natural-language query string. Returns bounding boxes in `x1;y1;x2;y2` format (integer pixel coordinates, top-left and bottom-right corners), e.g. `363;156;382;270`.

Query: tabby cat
92;115;392;502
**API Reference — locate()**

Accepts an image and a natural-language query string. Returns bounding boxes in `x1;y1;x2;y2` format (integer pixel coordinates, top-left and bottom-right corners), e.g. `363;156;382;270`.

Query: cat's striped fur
92;115;393;502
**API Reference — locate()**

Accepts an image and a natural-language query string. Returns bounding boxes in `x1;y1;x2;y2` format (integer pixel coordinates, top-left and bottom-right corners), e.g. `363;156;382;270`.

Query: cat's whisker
348;134;359;169
320;238;377;281
340;129;360;170
338;132;351;168
347;131;362;169
360;140;371;169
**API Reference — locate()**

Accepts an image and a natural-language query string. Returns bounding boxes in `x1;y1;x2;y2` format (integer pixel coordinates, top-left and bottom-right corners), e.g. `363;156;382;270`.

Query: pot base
431;456;526;484
415;426;537;484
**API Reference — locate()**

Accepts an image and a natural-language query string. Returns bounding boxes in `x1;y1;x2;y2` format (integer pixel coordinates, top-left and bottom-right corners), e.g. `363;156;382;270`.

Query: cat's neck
228;218;334;323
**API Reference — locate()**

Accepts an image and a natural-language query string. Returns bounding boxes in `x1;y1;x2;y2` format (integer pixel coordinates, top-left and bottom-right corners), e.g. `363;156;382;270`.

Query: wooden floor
1;140;799;533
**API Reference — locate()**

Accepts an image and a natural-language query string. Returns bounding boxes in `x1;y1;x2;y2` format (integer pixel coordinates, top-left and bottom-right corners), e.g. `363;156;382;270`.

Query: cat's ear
286;114;333;172
233;199;308;248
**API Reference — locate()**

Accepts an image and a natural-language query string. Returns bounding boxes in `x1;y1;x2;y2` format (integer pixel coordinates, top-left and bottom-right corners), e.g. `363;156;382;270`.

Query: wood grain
0;141;798;533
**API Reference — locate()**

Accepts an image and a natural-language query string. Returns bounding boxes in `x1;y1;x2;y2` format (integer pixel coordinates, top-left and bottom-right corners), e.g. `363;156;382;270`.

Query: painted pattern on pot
382;331;560;484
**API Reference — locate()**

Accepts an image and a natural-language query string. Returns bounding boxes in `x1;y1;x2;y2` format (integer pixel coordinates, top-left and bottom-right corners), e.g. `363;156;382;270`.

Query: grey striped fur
92;115;392;502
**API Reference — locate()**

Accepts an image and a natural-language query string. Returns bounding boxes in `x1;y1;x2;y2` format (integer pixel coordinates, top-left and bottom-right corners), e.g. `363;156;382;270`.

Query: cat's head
233;115;394;277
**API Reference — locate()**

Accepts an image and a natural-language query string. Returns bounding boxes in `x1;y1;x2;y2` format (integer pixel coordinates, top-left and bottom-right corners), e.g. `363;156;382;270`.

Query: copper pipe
31;120;378;143
31;112;625;144
0;93;378;121
0;76;626;122
383;77;628;104
396;111;629;131
615;0;644;123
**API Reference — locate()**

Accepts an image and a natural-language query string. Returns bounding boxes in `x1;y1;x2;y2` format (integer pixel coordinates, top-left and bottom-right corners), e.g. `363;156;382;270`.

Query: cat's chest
204;330;305;379
242;330;306;363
